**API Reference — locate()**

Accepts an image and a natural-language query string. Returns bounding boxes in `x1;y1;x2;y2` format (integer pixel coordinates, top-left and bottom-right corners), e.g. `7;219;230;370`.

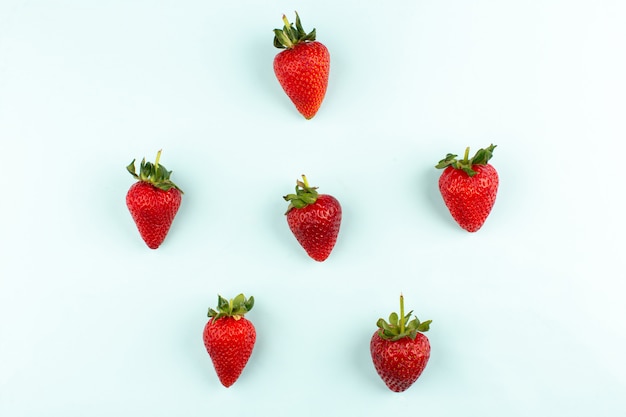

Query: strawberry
126;150;183;249
273;12;330;119
283;175;342;262
435;144;499;232
202;294;256;388
370;295;432;393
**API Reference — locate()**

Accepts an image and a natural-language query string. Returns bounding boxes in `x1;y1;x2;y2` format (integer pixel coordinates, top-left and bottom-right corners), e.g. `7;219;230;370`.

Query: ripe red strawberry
283;175;342;262
202;294;256;388
370;295;432;393
273;12;330;119
435;144;499;232
126;150;183;249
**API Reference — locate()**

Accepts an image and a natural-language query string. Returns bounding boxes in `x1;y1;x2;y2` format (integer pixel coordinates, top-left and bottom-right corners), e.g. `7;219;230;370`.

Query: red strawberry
126;150;183;249
273;12;330;119
202;294;256;388
435;144;499;232
370;295;432;393
284;175;342;262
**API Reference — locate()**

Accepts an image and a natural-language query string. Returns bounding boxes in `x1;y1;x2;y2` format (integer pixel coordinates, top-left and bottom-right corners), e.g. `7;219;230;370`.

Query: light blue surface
1;1;625;416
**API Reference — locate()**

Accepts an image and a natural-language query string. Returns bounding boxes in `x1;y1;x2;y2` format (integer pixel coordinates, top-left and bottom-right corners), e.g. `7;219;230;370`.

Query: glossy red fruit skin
273;41;330;119
370;331;431;393
286;194;341;261
438;164;499;232
203;316;256;388
126;182;182;249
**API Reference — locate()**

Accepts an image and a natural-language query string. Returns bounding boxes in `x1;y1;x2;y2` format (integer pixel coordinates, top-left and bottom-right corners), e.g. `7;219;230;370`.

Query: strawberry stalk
399;294;406;335
462;147;470;164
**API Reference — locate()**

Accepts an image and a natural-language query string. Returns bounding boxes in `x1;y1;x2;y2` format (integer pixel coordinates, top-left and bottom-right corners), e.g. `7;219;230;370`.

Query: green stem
463;147;470;164
155;149;162;169
281;15;294;47
301;174;310;189
399;294;405;334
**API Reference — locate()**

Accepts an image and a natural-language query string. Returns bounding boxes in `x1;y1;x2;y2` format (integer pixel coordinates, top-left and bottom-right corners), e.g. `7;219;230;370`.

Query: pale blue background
1;1;625;416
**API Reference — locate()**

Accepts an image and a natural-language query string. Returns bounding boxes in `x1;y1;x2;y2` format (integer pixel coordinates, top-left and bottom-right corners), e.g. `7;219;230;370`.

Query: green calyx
208;294;254;320
126;149;183;193
283;174;319;214
273;12;316;49
376;294;432;341
435;144;497;177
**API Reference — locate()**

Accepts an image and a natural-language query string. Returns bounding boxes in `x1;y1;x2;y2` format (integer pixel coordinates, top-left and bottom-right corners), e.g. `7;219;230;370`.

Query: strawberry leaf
417;320;432;332
435;144;497;177
127;150;183;193
376;295;431;341
283;175;320;213
273;12;317;49
126;159;139;179
208;294;254;320
377;318;394;335
294;13;306;37
388;312;398;327
218;295;229;310
232;293;245;308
